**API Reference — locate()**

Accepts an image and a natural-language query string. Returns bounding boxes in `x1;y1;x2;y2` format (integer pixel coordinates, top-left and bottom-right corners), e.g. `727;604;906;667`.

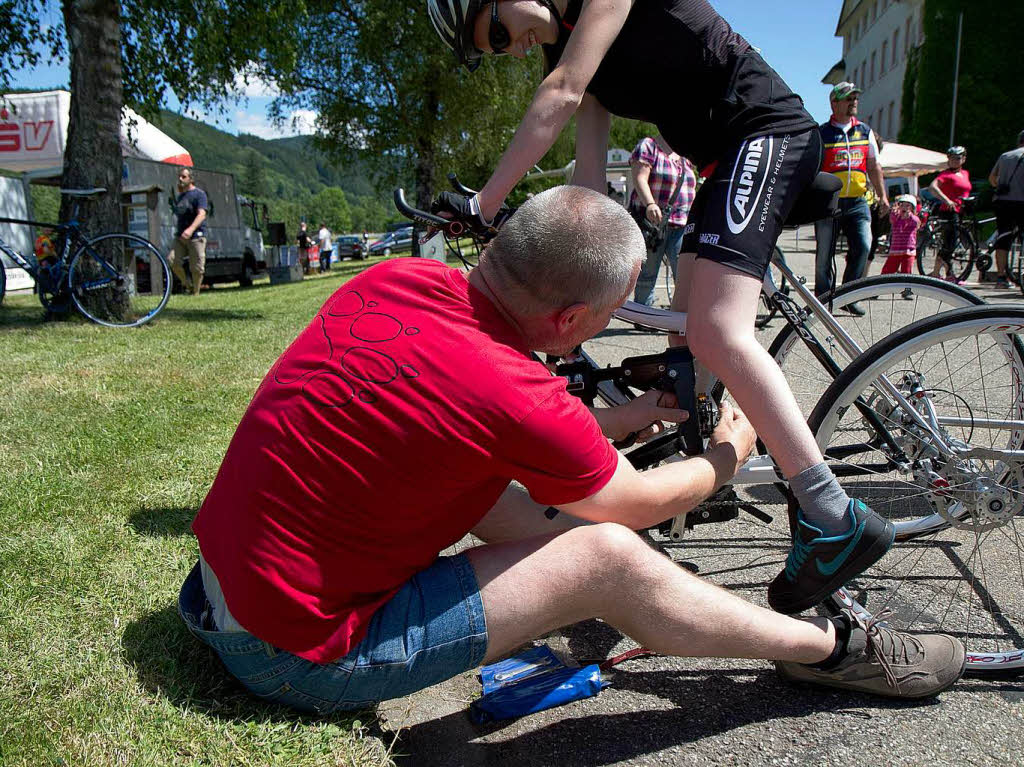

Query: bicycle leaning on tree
0;187;171;328
396;173;1024;674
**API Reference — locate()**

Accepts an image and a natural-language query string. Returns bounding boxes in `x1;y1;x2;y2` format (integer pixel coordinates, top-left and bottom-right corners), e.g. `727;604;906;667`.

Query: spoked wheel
766;275;983;422
807;306;1024;672
68;233;171;327
755;246;789;329
916;224;976;282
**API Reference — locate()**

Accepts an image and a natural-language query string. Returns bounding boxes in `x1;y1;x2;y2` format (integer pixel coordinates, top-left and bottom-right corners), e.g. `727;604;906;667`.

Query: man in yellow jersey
814;83;890;312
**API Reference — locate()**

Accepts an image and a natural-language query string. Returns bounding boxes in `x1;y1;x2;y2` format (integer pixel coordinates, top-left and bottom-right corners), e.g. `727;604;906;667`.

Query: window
881;41;888;74
906;17;914;50
878;106;885;136
871;1;877;23
893;29;900;66
870;51;876;83
889;101;896;136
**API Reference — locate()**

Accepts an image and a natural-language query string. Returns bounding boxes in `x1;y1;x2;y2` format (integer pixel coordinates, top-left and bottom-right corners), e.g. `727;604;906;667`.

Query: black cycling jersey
543;0;816;170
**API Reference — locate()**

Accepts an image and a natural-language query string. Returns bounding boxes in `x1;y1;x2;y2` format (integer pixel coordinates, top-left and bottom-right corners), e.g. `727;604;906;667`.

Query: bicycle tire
916;223;976;282
806;304;1024;672
0;257;5;306
68;233;171;327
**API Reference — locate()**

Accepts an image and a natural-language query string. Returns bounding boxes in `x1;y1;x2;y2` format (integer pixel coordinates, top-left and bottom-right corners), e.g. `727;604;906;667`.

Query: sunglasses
488;0;512;55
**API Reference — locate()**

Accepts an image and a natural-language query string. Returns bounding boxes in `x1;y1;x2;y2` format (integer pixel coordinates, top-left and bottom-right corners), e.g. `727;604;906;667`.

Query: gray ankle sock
788;462;852;535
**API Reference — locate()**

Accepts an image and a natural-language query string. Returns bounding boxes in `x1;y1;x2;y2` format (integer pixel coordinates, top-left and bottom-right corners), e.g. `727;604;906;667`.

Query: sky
8;1;844;141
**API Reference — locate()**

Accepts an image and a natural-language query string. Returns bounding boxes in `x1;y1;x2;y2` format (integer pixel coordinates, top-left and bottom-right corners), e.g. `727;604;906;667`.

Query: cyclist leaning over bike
926;145;973;283
989;129;1024;286
181;186;964;714
426;0;896;617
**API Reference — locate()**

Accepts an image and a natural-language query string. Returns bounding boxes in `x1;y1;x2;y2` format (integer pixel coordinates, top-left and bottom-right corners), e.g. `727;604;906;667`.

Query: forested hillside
153;110;398;235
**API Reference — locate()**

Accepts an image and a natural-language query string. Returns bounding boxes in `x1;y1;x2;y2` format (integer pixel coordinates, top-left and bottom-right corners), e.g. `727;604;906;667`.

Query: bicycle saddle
784;172;841;227
60;187;108;197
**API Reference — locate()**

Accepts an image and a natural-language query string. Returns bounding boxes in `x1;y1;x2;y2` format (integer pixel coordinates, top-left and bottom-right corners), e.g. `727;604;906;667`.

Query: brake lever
393;189;466;238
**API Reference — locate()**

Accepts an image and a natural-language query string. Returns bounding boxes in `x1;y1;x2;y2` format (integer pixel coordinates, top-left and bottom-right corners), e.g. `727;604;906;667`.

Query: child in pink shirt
882;194;921;275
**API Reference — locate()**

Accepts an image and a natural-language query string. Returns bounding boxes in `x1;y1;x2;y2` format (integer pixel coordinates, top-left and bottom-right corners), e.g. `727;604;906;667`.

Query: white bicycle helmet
426;0;485;71
896;193;917;206
946;145;966;156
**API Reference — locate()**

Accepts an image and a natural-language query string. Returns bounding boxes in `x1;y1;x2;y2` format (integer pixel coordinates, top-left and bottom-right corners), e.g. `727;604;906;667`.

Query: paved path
379;231;1024;766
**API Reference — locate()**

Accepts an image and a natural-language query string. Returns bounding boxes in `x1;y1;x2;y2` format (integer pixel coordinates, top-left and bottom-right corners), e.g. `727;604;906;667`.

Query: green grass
0;259;400;766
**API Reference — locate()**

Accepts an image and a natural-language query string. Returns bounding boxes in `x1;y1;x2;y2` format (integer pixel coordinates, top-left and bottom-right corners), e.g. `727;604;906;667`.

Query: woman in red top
926;145;972;280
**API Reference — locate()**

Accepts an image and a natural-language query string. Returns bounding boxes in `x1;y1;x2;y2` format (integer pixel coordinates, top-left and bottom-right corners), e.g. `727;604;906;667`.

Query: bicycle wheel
765;275;983;421
807;305;1024;672
755;246;788;329
916;224;976;282
0;257;5;306
68;233;171;327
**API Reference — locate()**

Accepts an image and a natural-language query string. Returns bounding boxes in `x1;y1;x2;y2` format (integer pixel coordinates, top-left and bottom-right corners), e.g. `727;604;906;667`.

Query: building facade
823;0;926;141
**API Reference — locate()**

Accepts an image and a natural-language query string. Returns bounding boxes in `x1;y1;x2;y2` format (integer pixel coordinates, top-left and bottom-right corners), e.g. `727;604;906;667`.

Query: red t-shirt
935;168;972;211
192;259;618;663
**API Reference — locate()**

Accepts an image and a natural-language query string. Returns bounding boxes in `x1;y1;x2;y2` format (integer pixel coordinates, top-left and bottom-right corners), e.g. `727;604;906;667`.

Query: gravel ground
379;230;1024;766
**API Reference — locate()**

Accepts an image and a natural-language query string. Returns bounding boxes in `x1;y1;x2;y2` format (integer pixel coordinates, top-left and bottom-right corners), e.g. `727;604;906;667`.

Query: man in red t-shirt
180;185;964;712
926;145;973;281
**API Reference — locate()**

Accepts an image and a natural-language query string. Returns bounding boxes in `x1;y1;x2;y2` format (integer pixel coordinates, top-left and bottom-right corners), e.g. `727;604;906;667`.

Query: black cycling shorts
995;200;1024;249
682;127;822;279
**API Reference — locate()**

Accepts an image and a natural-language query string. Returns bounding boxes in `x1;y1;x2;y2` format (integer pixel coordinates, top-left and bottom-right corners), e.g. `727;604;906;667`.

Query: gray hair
481;185;644;315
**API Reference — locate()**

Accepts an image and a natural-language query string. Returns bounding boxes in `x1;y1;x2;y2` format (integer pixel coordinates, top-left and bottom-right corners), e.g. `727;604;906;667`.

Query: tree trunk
60;0;123;234
60;0;125;316
411;88;440;258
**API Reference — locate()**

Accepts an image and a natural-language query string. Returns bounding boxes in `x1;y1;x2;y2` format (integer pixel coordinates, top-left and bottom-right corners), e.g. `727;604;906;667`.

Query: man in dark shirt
168;167;209;296
296;222;313;275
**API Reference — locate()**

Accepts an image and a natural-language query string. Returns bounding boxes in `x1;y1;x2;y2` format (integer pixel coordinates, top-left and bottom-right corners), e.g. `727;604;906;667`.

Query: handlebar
447;173;478;197
393;189;467;238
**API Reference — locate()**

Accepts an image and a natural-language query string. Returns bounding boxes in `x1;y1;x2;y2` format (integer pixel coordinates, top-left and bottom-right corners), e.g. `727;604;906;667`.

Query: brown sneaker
775;613;966;699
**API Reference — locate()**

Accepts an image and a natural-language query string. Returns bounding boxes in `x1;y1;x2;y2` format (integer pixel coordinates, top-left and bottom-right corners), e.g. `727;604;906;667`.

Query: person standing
926;146;972;282
881;194;920;276
814;83;890;310
629;134;696;309
988;130;1024;289
297;222;313;275
167;167;209;296
318;222;333;273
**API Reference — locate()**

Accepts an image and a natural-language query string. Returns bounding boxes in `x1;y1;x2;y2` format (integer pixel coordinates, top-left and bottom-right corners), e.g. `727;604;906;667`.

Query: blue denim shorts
178;555;488;714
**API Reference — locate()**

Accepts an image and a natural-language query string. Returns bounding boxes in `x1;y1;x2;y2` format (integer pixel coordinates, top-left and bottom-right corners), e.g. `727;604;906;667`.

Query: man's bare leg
466;523;836;665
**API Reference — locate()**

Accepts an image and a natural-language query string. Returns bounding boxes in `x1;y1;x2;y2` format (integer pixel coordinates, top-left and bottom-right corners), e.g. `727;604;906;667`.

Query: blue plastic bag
470;646;607;723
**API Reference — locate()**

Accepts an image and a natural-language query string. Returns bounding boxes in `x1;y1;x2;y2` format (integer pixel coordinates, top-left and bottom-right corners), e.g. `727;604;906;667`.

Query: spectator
167;167;209;296
881;194;920;278
628;135;696;310
927;146;972;282
297;222;313;275
988;131;1024;289
866;135;891;269
815;82;890;312
318;222;333;273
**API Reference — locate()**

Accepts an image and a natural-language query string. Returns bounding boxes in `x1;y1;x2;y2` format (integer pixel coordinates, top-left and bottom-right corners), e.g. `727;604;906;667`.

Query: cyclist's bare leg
683;259;823;478
470;483;591;544
669;251;716;393
466;523;836;664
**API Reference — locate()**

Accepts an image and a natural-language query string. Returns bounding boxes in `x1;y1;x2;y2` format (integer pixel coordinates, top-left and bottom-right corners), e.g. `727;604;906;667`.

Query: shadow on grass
157;306;267;322
120;604;390;736
129;507;197;537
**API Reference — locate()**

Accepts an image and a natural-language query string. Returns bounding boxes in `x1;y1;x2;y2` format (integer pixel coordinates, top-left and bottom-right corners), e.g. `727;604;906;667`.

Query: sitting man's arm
589;390;688;443
559;403;756;530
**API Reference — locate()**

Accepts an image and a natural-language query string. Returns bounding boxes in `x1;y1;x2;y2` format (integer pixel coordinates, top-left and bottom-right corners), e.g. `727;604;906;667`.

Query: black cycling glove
430;192;514;238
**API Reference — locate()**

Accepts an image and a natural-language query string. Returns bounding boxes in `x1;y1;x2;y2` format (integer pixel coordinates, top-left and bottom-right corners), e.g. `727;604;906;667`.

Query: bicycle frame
0;215;82;282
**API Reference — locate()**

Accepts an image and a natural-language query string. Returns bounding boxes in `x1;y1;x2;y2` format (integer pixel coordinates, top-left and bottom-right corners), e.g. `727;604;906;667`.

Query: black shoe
768;500;895;614
845;301;866;316
901;288;914;300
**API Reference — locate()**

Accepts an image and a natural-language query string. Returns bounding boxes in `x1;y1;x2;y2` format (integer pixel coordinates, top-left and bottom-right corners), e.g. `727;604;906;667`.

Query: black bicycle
0;188;171;327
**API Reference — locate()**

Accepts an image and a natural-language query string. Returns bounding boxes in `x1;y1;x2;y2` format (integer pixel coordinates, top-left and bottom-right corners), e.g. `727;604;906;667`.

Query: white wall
0;175;34;293
833;0;925;141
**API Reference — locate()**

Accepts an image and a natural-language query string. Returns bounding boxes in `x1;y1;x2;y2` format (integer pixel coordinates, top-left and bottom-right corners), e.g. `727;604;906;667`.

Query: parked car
368;226;414;256
334;234;367;260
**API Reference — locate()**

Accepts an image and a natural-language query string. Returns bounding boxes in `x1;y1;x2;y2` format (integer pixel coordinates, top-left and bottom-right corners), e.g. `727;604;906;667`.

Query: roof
835;0;863;36
821;59;847;86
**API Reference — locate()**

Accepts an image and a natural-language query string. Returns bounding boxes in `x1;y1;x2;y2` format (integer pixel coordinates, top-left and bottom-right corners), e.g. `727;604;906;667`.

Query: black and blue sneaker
768;500;895;615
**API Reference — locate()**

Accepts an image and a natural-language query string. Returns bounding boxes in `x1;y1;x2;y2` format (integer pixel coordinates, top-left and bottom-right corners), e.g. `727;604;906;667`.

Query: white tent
879;142;948;178
0;90;192;175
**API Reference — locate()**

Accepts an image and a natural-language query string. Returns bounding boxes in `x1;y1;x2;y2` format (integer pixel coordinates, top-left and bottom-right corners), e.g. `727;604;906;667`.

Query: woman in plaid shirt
629;135;697;307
